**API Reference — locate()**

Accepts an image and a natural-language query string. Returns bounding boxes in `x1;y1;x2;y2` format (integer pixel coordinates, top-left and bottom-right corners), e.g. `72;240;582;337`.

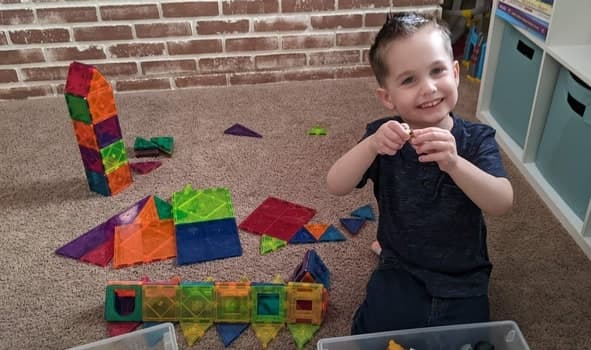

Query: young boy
326;12;514;334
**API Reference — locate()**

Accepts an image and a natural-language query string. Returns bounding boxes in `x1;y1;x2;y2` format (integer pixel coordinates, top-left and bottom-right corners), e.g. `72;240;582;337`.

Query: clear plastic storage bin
68;323;178;350
489;19;542;148
317;320;529;350
535;67;591;220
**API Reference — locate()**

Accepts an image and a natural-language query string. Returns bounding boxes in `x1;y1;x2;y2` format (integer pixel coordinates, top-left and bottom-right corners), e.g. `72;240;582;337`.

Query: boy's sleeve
471;126;507;178
356;123;380;189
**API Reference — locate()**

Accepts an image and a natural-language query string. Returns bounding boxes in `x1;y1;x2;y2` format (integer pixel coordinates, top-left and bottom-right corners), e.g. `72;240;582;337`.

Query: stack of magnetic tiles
64;61;132;196
105;250;330;349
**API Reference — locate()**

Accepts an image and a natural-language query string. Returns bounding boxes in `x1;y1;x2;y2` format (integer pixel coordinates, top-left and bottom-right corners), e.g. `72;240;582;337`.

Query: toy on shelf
105;255;330;349
64;61;132;196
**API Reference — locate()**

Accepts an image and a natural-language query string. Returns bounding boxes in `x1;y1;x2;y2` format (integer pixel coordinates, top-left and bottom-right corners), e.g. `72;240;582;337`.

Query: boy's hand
410;127;458;172
369;121;411;156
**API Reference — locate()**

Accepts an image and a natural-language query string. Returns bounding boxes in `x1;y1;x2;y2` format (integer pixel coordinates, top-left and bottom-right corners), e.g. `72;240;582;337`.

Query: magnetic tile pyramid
172;185;242;265
65;61;132;196
55;195;174;267
239;197;316;241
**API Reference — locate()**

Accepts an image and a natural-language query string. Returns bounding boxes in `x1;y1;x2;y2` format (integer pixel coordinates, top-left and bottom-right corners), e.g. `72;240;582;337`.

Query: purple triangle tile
56;196;151;260
130;161;162;175
107;196;151;227
224;123;262;138
55;221;115;259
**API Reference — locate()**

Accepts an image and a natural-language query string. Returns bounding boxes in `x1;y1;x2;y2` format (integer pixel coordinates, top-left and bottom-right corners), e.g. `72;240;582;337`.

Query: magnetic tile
175;218;242;265
239;197;316;241
65;61;94;97
95;115;122;148
224;123;262;138
172;185;234;225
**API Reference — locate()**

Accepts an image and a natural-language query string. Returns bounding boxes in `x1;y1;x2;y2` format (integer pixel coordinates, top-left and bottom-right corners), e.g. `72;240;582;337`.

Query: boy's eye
401;76;414;85
431;67;445;75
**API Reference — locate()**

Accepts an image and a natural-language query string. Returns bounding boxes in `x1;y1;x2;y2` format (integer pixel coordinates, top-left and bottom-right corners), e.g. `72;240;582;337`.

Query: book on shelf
497;1;549;40
501;0;552;21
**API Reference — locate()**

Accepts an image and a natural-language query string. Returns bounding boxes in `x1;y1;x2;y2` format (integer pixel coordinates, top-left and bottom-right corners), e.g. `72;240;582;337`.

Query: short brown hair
369;12;453;86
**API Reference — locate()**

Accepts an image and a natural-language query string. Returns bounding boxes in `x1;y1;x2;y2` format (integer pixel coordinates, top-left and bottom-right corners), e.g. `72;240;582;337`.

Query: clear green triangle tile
260;235;287;255
172;185;234;224
154;196;172;220
180;321;212;346
307;126;327;136
251;323;283;349
134;137;159;150
287;323;320;349
100;140;128;174
150;136;174;154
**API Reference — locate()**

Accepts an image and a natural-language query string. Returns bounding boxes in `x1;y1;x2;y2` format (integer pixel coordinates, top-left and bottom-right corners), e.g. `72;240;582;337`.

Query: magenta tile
65;61;94;97
79;144;104;173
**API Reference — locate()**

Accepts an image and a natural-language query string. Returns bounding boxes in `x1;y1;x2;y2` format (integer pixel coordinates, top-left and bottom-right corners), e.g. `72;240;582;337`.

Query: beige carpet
1;75;591;350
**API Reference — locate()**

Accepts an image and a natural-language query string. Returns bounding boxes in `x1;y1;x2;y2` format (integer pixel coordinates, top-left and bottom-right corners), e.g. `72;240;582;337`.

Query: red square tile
239;197;316;241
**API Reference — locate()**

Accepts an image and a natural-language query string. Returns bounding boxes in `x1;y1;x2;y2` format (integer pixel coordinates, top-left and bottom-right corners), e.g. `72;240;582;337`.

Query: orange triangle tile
90;69;110;92
303;223;329;240
134;196;159;227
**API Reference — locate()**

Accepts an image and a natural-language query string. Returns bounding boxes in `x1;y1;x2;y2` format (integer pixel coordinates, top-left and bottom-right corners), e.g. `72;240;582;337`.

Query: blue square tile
175;218;242;265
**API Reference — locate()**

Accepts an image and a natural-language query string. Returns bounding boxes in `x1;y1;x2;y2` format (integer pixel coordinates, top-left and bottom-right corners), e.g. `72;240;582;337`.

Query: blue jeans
351;264;490;335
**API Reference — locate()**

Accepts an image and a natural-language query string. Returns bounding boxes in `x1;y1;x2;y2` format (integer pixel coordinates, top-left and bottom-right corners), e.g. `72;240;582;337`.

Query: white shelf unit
477;0;591;259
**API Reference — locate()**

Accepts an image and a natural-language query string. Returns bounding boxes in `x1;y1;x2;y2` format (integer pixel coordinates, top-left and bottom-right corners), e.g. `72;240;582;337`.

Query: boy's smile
376;25;459;131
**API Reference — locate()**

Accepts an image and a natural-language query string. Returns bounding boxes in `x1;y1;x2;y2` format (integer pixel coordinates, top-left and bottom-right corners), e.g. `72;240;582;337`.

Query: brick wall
0;0;441;100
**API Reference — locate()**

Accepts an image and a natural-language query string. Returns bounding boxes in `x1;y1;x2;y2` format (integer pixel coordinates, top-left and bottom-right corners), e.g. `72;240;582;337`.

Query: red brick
416;0;440;5
392;0;415;5
229;71;282;85
311;14;362;29
282;34;333;49
226;37;278;52
284;69;334;81
136;23;192;38
0;85;53;100
116;78;171;91
142;59;197;75
9;29;70;44
0;32;7;45
0;49;45;65
94;62;138;77
175;74;227;88
199;56;253;73
365;12;388;27
255;53;306;70
336;31;376;46
309;50;361;65
74;26;133;41
162;2;218;17
167;39;222;55
336;65;373;78
0;9;34;25
282;0;334;12
46;46;106;61
254;16;308;32
0;69;18;83
0;0;22;3
100;5;159;21
109;43;165;58
197;20;249;35
362;48;369;63
222;0;278;14
22;66;69;82
37;7;97;23
338;0;390;9
56;83;65;94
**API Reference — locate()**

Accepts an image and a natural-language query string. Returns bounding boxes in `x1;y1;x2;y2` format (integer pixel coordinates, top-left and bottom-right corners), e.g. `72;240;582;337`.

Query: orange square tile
107;163;133;195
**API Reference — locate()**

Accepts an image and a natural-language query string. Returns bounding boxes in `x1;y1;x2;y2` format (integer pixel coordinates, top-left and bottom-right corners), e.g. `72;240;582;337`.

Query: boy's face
376;25;459;130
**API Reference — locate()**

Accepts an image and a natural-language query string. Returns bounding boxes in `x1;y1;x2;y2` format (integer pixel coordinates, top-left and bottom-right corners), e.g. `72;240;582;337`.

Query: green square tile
172;185;235;224
65;94;91;124
104;284;143;322
179;282;215;323
100;139;128;174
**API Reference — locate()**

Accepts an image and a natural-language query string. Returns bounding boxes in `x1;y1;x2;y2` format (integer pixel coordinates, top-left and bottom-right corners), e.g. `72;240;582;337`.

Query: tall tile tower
64;61;132;196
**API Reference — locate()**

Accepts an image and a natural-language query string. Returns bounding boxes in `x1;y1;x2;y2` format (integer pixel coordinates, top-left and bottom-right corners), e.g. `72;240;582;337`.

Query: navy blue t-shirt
357;113;506;298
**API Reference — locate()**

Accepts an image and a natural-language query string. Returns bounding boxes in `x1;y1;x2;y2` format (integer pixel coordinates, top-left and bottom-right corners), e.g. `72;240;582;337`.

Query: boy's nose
421;80;437;95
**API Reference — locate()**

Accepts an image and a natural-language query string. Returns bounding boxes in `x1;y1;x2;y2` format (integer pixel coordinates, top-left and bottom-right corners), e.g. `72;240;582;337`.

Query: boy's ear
376;87;395;111
453;60;460;86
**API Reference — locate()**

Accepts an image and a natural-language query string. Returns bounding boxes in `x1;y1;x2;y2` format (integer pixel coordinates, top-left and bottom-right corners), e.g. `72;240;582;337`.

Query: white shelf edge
545;44;591;88
478;109;591;260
